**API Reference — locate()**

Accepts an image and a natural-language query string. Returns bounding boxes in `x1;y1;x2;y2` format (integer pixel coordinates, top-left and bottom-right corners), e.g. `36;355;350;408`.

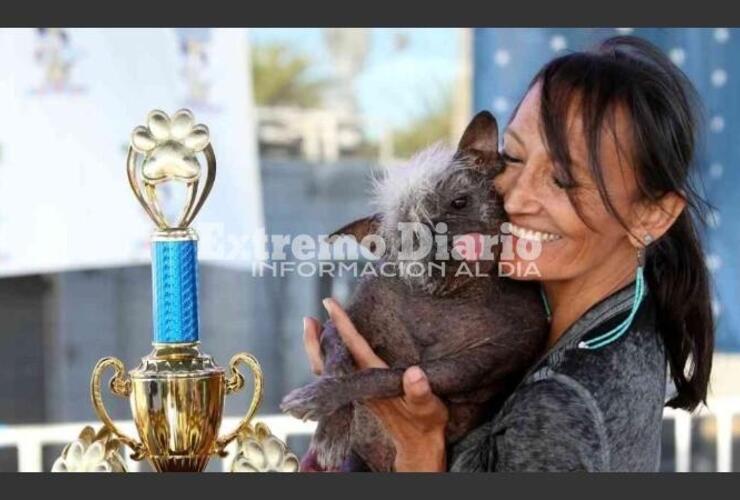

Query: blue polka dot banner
473;28;739;351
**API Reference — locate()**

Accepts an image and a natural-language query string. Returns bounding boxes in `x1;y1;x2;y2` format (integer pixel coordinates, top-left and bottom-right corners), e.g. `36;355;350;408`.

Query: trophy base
150;456;210;473
87;343;272;473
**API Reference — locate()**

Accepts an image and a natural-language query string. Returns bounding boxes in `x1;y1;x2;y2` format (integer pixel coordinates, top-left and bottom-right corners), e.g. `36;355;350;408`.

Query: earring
638;234;653;267
579;233;651;350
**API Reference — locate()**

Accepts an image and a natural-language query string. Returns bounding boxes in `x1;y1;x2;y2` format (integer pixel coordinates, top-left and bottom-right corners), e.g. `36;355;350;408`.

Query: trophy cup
56;109;298;473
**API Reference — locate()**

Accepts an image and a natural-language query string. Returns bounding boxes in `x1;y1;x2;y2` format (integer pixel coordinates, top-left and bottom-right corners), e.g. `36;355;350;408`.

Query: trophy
54;109;298;473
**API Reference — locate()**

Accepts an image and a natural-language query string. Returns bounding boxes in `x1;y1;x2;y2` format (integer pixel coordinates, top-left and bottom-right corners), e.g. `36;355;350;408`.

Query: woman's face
494;84;640;282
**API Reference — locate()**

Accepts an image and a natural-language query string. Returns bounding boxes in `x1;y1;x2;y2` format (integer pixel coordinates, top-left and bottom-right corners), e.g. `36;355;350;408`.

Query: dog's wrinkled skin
281;111;549;472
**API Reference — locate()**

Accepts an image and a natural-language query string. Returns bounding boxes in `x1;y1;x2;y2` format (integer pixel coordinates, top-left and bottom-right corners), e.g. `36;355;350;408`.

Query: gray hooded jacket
449;282;667;472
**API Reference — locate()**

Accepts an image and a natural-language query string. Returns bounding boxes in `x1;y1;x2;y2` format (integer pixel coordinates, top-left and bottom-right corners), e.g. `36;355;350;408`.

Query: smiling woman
299;35;715;472
494;83;673;346
493;37;713;404
448;35;715;471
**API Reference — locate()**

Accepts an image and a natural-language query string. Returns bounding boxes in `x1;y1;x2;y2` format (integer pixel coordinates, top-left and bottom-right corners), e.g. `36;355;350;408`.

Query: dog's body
281;112;549;472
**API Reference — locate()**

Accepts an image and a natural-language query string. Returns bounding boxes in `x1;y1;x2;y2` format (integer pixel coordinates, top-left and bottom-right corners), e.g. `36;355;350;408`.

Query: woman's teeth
506;222;562;242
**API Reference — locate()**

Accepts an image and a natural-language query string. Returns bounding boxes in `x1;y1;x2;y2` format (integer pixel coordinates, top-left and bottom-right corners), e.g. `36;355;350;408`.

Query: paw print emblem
51;426;127;473
127;108;216;230
131;109;209;185
231;423;299;473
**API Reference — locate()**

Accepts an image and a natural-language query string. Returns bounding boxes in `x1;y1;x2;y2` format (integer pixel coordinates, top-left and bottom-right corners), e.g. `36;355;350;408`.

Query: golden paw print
51;426;127;473
131;109;210;185
231;423;299;473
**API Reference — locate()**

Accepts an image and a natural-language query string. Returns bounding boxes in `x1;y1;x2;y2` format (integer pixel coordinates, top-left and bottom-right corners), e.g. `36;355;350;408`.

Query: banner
0;28;263;277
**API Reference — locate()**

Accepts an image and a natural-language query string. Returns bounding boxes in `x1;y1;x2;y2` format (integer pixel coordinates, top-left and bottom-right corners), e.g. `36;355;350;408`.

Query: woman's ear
628;191;686;247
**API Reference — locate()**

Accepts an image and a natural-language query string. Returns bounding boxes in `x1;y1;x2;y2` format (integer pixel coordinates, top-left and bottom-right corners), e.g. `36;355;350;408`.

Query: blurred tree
391;87;453;159
251;43;326;108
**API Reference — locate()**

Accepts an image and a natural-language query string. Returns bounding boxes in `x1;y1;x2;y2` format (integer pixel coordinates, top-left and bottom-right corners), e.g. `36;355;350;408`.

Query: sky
249;28;461;138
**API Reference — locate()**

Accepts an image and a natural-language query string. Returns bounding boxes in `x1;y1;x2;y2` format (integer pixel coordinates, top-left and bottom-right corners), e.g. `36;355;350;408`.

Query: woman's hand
302;297;449;472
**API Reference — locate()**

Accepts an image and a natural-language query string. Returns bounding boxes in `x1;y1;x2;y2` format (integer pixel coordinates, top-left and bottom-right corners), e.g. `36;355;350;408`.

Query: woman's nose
497;163;543;216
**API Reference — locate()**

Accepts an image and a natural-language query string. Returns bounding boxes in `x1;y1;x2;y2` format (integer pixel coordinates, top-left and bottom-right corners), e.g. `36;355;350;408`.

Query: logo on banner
176;29;220;113
32;28;86;95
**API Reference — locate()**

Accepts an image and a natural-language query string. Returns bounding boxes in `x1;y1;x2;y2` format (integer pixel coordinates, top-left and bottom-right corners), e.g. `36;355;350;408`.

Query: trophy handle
90;357;147;461
214;353;264;457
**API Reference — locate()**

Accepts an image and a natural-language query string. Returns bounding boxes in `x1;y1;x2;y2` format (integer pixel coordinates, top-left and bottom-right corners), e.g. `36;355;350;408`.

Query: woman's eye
500;151;523;165
450;196;468;209
551;175;578;190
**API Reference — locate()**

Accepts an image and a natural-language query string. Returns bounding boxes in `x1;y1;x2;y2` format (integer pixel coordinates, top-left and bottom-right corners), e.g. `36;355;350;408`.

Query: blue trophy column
151;236;200;344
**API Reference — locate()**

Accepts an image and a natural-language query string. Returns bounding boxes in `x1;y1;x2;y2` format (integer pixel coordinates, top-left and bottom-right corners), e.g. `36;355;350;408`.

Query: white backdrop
0;28;264;277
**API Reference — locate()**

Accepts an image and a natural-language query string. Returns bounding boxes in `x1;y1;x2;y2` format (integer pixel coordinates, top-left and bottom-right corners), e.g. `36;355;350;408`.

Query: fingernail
407;366;425;383
322;298;332;314
302;317;309;330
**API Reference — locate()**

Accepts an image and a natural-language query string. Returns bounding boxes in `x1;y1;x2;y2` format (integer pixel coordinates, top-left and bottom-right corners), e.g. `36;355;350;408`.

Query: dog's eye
450;196;468;209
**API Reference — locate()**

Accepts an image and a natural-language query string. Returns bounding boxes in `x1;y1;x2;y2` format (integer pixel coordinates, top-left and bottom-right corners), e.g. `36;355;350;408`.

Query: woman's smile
505;221;563;242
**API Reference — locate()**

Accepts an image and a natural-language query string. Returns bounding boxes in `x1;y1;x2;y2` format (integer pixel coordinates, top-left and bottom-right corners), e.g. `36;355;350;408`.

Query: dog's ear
326;213;383;253
457;110;500;171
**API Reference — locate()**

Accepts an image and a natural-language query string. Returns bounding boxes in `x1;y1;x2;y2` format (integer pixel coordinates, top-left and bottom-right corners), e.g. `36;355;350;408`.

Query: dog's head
329;111;505;293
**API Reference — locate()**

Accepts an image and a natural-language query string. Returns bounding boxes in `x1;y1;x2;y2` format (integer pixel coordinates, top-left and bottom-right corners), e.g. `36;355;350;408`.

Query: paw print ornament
127;109;216;230
230;422;299;473
52;426;128;473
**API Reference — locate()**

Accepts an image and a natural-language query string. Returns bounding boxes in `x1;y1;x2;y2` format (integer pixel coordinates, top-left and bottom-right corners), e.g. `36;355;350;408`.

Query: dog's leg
307;320;355;469
320;319;354;375
281;348;501;420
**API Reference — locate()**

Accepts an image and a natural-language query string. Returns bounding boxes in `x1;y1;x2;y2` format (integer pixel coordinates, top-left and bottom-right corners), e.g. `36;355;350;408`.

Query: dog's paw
280;378;343;421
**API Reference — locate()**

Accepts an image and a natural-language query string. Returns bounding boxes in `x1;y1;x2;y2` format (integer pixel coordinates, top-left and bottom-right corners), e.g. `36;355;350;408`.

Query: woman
303;35;714;471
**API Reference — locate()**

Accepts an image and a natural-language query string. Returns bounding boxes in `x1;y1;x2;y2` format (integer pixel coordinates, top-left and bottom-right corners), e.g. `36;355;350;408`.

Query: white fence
1;401;739;472
663;396;740;472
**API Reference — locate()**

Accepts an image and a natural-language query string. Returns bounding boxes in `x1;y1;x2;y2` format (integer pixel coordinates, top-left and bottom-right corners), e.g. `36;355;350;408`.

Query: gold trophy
56;109;298;473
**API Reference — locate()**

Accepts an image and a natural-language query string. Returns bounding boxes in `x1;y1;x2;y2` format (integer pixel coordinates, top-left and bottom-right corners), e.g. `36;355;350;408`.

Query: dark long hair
516;36;714;411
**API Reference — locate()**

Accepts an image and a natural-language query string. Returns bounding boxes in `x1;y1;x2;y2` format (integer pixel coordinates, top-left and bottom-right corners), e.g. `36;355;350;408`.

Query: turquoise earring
578;234;652;350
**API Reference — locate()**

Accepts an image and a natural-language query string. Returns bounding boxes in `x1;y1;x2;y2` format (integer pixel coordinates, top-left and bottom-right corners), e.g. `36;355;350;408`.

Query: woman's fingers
401;367;448;424
322;298;387;369
302;316;324;375
402;366;432;406
364;367;449;446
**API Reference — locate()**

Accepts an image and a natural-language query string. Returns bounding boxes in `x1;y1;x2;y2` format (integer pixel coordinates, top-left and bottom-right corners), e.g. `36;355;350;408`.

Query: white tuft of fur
372;142;458;229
